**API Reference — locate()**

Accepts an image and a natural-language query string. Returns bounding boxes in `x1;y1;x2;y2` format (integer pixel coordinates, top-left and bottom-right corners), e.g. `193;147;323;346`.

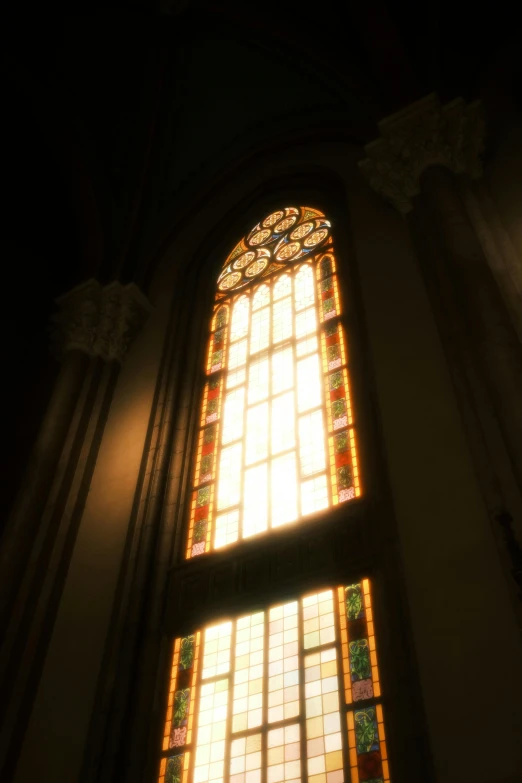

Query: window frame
153;189;430;783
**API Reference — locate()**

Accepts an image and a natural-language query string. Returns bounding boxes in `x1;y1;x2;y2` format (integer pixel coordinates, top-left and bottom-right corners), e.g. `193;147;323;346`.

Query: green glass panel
200;454;213;476
215;308;227;329
323;297;335;314
334;431;348;453
327;345;340;363
166;754;183;783
354;707;380;754
173;689;190;727
332;398;346;418
196;487;210;506
204;426;216;444
349;639;371;681
193;519;207;543
325;321;338;337
329;372;343;390
211;349;223;367
179;636;195;670
337;465;352;489
321;257;332;278
345;583;364;620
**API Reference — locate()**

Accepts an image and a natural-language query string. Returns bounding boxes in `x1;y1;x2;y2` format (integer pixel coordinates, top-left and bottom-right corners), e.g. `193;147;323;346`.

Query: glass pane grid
159;580;391;783
187;210;361;559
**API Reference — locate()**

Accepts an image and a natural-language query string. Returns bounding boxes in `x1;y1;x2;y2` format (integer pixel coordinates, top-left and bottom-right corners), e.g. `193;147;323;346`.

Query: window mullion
291;269;303;521
297;597;308;783
238;293;251;543
261;607;269;783
223;620;237;783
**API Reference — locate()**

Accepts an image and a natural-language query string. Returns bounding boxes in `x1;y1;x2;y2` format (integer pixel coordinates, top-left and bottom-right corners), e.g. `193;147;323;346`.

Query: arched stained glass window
187;206;360;558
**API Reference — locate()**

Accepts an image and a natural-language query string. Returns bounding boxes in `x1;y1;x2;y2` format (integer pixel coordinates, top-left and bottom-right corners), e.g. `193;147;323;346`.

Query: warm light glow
160;580;391;783
186;206;360;558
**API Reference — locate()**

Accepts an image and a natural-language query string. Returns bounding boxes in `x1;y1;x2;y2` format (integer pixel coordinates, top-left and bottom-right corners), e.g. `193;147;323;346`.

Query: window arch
186;206;360;559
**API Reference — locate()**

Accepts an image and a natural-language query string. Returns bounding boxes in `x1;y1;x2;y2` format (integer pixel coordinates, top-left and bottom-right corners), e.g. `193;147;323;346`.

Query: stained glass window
186;207;360;558
159;579;390;783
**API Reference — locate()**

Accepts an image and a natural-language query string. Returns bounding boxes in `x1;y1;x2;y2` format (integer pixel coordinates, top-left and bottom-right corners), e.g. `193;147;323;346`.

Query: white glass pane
230;295;250;341
222;387;245;445
214;509;239;548
271;453;298;527
217;444;242;510
294;265;315;311
273;274;291;301
297;355;322;412
272;346;294;395
267;725;301;782
248;356;269;404
272;297;293;344
301;474;328;516
227;367;246;389
296;334;318;357
252;284;270;311
194;678;229;783
244;463;268;538
295;306;317;339
228;338;248;369
268;602;299;725
230;732;263;781
250;306;270;354
271;392;295;455
302;590;336;649
304;644;342;783
202;622;233;678
298;410;326;476
232;613;265;732
246;402;269;465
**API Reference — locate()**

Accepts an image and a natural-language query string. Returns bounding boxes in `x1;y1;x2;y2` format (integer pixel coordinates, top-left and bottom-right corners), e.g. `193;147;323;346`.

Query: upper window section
186;207;360;559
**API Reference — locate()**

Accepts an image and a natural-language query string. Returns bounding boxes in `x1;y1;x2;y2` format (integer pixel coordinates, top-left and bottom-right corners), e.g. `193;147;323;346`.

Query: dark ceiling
1;0;520;525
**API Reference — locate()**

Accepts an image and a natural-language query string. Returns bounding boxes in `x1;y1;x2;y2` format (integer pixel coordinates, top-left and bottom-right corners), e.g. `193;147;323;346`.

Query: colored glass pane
159;581;391;783
186;207;360;557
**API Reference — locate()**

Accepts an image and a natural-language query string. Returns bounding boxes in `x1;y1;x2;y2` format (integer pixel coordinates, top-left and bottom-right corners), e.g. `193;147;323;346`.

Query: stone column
360;94;522;488
359;94;522;599
0;279;150;781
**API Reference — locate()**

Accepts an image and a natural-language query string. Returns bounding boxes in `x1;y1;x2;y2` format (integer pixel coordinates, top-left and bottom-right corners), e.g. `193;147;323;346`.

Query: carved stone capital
51;279;151;363
359;93;486;214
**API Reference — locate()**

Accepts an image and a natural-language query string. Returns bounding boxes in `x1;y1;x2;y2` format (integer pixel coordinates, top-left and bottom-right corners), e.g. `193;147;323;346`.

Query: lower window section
159;579;390;783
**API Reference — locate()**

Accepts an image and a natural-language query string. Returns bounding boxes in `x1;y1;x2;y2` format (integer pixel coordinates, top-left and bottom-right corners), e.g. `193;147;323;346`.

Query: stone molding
51;279;151;364
359;93;486;214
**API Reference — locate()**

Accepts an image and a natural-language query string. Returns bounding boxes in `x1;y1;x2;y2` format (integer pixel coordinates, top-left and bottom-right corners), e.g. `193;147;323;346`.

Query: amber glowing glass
186;206;360;558
159;580;390;783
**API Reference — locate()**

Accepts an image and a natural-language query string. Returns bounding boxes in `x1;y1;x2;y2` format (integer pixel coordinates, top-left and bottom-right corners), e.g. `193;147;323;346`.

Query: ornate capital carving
359;93;486;214
51;279;151;363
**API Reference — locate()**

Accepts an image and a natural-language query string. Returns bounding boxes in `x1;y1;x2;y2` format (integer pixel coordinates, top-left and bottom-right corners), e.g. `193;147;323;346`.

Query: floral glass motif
339;580;390;783
158;580;391;783
186;206;361;558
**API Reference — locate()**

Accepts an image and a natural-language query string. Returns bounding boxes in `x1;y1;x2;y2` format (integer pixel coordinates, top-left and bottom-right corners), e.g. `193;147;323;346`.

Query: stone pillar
0;279;150;781
359;94;522;598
